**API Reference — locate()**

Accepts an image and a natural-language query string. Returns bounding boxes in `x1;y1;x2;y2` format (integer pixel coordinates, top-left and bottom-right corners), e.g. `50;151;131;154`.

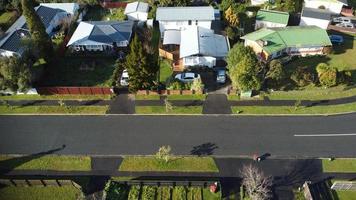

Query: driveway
203;94;232;114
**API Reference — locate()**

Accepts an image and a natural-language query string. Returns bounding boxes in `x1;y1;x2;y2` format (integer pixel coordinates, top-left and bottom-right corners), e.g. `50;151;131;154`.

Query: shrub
161;186;172;200
141;186;156;200
173;186;187;200
291;66;315;87
338;70;353;84
267;59;285;82
190;78;204;91
187;187;202;200
156;145;172;163
167;79;191;90
104;181;129;200
316;63;338;87
128;185;140;200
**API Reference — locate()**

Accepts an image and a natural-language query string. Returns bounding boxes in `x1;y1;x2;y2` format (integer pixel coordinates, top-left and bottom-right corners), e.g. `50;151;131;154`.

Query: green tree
125;34;157;92
21;0;54;63
266;59;285;82
316;63;338;87
0;57;31;92
219;0;234;11
225;6;239;27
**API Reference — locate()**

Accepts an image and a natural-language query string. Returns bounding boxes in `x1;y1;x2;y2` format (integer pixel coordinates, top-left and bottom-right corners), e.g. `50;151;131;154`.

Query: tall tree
241;164;273;200
125;34;157;92
0;57;31;92
21;0;53;63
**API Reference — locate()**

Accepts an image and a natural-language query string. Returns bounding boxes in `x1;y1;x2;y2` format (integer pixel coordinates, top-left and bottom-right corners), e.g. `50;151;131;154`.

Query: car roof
182;72;196;78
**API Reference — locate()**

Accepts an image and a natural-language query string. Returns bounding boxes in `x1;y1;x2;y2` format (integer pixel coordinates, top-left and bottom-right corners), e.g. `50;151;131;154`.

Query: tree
21;0;54;63
156;145;172;163
225;6;239;27
316;63;338;87
0;57;31;92
266;59;285;82
241;164;273;200
157;0;172;6
219;0;234;11
125;34;157;92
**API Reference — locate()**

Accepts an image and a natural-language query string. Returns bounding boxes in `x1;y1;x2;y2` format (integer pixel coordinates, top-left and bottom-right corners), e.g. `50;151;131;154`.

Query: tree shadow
190;143;218;156
0;145;66;175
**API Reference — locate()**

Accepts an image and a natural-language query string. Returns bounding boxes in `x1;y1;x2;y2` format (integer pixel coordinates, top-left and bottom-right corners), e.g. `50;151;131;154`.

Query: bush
141;186;156;200
104;181;129;200
190;78;204;91
316;63;338;87
187;187;202;200
291;66;315;87
161;186;172;200
173;186;187;200
128;185;140;200
338;70;353;84
167;79;191;90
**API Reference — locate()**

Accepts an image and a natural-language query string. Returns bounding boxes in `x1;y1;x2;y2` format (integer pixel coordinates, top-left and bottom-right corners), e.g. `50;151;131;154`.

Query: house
0;3;80;57
304;0;348;14
156;6;219;38
124;1;149;21
251;0;270;6
179;26;230;68
241;26;332;61
300;7;333;29
255;9;289;30
67;21;133;51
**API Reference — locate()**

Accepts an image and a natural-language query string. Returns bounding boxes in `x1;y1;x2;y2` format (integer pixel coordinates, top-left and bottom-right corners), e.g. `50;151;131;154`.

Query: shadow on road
190;143;218;156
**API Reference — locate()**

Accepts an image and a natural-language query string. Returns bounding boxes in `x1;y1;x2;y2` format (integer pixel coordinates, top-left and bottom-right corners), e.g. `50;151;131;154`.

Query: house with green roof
241;26;332;61
255;10;289;30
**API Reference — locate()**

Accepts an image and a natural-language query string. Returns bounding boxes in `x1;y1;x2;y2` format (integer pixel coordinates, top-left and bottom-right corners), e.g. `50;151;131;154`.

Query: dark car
329;35;344;45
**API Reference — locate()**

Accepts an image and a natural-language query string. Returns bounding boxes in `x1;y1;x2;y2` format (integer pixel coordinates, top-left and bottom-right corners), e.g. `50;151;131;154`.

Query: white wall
158;20;212;37
127;12;148;21
251;0;269;6
255;20;287;30
304;0;344;14
183;56;216;68
300;17;330;29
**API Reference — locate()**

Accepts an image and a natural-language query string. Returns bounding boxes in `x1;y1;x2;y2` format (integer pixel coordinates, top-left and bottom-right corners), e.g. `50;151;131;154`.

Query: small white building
179;26;230;68
251;0;270;6
304;0;348;14
300;7;333;29
255;9;289;30
156;6;219;38
67;21;134;51
124;1;149;22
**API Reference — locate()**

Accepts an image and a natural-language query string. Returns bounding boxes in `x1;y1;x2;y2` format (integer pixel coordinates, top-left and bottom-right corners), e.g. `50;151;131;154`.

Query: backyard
83;5;126;21
0;11;18;31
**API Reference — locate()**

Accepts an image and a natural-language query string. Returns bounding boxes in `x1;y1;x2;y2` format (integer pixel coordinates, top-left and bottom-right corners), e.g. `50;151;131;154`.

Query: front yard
322;159;356;173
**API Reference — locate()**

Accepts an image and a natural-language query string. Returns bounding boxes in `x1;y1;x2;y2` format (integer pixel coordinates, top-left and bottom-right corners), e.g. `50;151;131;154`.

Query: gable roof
256;9;290;25
156;6;216;21
124;1;149;14
241;26;332;54
0;29;30;54
301;7;333;20
180;26;229;58
67;21;134;46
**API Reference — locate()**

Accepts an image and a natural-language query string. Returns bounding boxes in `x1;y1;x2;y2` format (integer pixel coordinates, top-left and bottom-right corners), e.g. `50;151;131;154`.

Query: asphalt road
0;115;356;158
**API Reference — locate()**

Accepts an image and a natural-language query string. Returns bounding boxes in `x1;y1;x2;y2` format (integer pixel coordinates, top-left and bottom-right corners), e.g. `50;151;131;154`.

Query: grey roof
302;7;333;20
156;6;215;21
124;1;149;14
0;29;30;53
23;6;65;30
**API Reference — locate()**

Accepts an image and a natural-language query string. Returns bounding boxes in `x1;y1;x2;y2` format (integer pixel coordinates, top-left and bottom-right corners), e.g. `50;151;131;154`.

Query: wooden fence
36;87;113;95
100;1;127;9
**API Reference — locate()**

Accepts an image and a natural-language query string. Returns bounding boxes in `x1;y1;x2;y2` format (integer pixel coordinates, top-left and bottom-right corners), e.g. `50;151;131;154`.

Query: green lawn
135;106;203;114
232;102;356;115
334;190;356;200
0;155;91;171
41;57;116;87
167;94;206;100
265;85;356;100
322;159;356;172
119;156;219;172
0;11;18;31
159;59;173;83
83;5;126;21
0;94;112;101
135;95;161;100
202;188;222;200
0;186;82;200
0;105;109;114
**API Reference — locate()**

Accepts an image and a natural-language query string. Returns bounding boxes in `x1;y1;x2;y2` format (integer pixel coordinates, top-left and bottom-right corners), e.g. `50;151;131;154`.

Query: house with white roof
67;21;133;52
0;3;80;57
300;7;333;29
255;9;289;30
124;1;149;21
251;0;270;6
179;26;230;68
156;6;219;38
304;0;348;14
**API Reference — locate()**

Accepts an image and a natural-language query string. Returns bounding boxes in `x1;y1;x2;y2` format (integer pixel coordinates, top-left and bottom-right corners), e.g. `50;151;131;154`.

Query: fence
36;87;113;95
136;90;204;95
100;1;128;9
328;25;356;34
0;179;81;189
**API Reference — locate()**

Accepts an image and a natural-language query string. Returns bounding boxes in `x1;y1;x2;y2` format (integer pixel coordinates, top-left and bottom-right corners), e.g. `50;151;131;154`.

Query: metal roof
0;29;30;53
301;7;333;20
67;21;134;46
256;9;289;25
156;6;215;21
163;30;181;45
124;1;149;14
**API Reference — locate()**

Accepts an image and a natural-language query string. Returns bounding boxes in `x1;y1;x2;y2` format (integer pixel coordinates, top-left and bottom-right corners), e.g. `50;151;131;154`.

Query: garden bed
118;156;218;172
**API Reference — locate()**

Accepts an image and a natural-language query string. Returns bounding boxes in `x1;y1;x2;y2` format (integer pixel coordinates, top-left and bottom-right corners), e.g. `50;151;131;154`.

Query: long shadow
190;143;218;156
0;145;66;175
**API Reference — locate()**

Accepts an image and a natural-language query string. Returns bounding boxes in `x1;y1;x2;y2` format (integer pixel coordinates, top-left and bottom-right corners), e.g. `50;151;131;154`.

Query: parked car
329;35;344;45
333;17;352;24
216;69;226;84
120;70;129;86
175;72;201;83
336;22;354;28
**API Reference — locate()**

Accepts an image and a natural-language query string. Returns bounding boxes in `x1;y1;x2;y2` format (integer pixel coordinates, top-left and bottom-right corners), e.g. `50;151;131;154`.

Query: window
188;20;192;25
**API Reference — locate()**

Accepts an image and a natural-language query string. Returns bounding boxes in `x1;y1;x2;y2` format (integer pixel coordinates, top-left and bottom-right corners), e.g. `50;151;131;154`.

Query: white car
336;22;355;28
175;72;201;83
120;70;129;86
333;17;352;24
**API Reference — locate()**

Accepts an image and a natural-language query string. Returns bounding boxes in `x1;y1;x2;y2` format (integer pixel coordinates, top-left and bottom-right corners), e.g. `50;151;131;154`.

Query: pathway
107;94;135;114
203;94;232;114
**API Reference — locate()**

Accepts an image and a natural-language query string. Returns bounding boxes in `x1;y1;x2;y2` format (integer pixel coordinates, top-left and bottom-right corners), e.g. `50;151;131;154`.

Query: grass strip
0;186;82;200
0;155;91;171
135;106;202;114
119;156;218;172
135;95;161;100
322;159;356;173
0;105;108;114
0;94;112;100
167;94;206;101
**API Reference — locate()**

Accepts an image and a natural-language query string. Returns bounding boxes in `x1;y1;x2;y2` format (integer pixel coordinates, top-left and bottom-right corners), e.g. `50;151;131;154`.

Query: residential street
1;114;356;157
